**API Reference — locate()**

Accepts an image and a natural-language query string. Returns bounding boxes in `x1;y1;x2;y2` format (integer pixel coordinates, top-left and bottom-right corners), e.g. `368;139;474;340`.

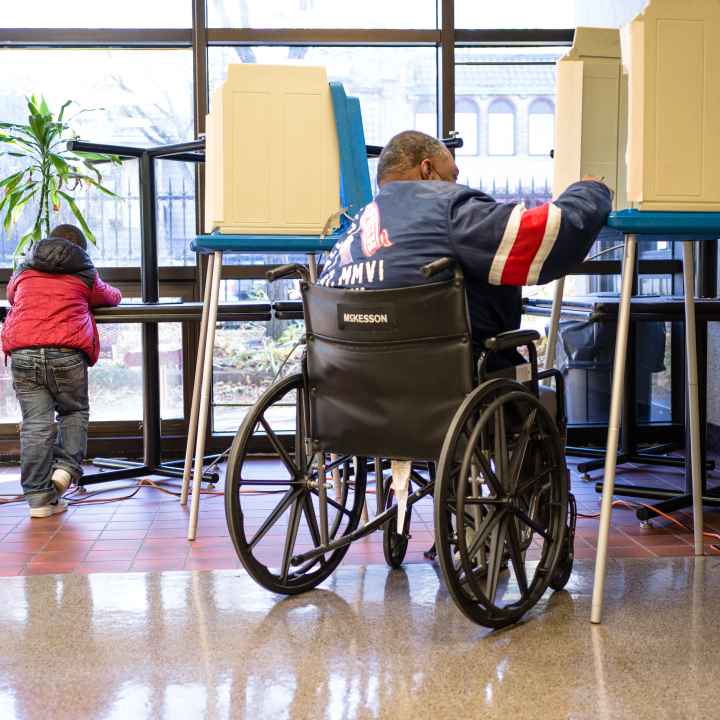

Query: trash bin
554;317;666;425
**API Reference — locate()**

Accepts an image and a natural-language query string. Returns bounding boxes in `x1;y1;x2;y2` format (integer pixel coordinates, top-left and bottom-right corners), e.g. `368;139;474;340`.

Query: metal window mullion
205;28;440;46
0;28;192;47
440;0;455;139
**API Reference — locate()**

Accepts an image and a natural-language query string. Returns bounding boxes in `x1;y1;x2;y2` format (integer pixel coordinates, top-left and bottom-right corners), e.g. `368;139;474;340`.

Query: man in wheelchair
318;130;611;370
225;131;612;629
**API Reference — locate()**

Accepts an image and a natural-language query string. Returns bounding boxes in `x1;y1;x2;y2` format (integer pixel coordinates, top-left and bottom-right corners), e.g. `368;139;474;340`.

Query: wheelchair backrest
302;278;474;461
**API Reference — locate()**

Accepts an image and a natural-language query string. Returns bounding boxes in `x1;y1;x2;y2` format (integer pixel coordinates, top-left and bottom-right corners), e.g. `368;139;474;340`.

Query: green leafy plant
0;95;121;261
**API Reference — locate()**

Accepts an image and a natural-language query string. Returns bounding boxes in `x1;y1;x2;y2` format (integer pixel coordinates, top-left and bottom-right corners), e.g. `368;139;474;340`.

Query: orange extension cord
577;498;720;553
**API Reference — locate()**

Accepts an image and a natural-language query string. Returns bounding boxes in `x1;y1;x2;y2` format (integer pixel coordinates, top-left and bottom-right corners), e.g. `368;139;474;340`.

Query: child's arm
6;275;18;305
89;272;122;308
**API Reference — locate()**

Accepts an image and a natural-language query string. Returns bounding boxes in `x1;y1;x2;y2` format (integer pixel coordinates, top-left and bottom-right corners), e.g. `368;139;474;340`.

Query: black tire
549;492;577;591
225;373;367;595
435;379;568;629
382;488;412;569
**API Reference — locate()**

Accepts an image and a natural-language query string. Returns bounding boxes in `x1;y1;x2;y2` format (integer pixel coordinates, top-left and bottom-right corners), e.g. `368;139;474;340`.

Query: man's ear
419;159;433;180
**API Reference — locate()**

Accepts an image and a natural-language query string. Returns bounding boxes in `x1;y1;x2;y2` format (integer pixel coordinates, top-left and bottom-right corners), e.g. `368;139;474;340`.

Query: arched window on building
487;98;516;156
528;98;555;157
413;97;437;137
455;97;479;155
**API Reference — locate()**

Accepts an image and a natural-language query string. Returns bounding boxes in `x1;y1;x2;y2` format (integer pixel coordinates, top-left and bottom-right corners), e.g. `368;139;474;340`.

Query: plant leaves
13;229;38;268
57;100;73;122
57;190;96;244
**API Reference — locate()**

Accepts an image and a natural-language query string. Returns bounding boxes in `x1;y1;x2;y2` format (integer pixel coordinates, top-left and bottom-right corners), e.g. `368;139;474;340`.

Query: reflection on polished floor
1;557;719;720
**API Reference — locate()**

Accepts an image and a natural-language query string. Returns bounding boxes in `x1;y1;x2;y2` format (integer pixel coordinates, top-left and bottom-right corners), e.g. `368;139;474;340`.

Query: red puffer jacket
2;237;122;366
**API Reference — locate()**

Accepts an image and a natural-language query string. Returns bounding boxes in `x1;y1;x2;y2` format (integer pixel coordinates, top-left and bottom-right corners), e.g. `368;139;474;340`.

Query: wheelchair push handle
420;257;464;281
266;263;310;283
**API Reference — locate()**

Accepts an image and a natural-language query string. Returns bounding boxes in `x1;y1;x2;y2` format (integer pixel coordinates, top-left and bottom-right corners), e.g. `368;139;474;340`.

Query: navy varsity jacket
318;179;612;360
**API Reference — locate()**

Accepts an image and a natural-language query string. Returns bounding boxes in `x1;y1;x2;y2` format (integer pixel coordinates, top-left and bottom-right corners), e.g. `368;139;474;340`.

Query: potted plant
0;95;120;262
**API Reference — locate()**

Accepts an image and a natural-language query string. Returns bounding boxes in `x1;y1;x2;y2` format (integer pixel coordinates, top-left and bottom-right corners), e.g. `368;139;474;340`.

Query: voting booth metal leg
682;241;705;556
188;251;223;541
180;257;215;506
591;234;637;624
544;277;565;372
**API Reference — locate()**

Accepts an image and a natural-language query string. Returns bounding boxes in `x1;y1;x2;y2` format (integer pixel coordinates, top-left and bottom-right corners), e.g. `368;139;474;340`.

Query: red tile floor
1;457;719;577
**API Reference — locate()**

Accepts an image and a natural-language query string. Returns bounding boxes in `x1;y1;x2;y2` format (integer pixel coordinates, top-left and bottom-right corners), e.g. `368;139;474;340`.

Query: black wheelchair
225;258;577;628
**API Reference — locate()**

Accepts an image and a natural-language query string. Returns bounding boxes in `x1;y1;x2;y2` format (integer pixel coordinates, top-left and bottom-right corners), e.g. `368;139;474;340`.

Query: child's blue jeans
10;348;89;508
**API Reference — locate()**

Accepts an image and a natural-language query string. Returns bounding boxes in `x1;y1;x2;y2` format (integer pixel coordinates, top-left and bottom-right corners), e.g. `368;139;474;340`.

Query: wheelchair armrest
483;329;540;353
537;368;567;436
266;263;310;283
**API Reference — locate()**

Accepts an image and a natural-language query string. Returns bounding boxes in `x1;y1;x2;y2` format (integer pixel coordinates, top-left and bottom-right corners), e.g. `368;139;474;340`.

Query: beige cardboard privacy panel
553;27;628;210
204;64;341;234
623;0;720;211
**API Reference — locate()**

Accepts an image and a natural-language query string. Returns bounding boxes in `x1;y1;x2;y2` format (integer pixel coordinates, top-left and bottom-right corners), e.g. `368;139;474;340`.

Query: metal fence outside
0;176;552;267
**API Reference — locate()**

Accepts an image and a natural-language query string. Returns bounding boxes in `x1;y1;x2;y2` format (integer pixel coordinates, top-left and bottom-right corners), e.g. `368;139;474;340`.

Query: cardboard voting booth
553;27;628;210
204;64;341;234
623;0;720;211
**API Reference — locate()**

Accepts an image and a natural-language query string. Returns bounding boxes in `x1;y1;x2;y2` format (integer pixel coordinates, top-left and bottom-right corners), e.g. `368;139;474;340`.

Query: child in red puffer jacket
2;224;121;517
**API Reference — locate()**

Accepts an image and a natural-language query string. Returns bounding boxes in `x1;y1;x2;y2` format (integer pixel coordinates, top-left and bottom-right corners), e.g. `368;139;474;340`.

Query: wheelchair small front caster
75;485;87;495
383;489;412;569
640;519;653;529
580;473;592;483
549;493;577;592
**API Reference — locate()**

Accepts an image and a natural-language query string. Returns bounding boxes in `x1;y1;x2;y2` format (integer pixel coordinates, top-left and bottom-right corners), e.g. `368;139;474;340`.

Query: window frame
0;4;691;449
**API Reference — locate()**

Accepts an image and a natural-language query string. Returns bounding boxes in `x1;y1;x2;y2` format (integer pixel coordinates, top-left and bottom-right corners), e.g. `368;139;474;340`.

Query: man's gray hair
377;130;447;183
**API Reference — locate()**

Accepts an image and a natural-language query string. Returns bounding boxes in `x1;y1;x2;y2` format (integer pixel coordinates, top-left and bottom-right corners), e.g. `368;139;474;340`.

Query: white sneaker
30;500;68;519
51;468;73;494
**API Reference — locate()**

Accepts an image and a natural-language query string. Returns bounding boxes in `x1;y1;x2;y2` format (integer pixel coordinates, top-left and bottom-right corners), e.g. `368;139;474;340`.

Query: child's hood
16;237;96;287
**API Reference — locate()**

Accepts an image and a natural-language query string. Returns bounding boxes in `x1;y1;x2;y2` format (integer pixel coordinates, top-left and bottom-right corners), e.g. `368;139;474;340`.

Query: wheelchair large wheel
435;379;568;629
225;373;367;595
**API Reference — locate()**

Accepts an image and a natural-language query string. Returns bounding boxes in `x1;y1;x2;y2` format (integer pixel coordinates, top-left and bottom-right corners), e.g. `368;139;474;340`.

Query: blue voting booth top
193;208;720;256
607;209;720;239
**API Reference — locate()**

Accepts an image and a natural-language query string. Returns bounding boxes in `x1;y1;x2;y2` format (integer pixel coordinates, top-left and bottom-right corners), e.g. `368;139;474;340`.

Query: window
414;98;437;137
207;0;436;29
0;319;184;424
208;46;437;147
0;49;195;267
1;1;191;28
456;0;574;28
528;98;554;157
574;0;647;28
454;47;563;212
455;97;479;156
487;99;516;156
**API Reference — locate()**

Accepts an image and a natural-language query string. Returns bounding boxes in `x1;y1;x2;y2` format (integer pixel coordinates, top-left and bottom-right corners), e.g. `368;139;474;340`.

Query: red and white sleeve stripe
488;202;562;286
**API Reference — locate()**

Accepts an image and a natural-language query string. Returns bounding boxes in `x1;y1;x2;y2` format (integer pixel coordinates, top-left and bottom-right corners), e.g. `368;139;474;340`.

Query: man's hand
582;175;614;199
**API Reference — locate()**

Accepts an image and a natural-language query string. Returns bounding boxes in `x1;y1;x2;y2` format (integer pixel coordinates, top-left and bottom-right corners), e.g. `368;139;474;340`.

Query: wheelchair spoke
512;507;552;541
464;507;505;566
471;446;503;497
310;488;353;518
506;520;529;595
280;495;304;583
259;415;298;478
494;404;509;482
485;514;509;603
302;493;326;563
248;488;300;549
324;454;353;474
463;496;506;506
509;410;537;492
239;478;301;486
517;467;554;498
